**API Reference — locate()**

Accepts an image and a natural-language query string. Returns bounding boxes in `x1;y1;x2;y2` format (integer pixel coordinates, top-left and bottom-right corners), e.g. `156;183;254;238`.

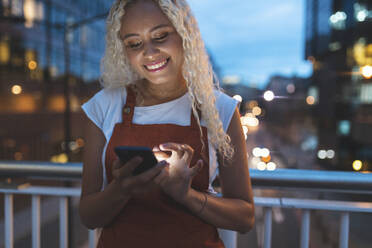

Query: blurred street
236;122;372;248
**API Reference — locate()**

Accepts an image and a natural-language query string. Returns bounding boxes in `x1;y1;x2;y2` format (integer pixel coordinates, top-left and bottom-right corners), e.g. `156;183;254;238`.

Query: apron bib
97;87;224;248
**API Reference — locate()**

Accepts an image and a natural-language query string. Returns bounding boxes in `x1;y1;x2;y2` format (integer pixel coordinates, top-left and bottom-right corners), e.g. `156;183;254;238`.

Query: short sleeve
81;90;108;130
214;90;238;131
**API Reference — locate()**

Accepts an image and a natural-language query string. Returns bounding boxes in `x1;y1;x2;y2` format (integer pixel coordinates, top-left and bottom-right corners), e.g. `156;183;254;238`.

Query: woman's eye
127;41;142;49
154;33;168;41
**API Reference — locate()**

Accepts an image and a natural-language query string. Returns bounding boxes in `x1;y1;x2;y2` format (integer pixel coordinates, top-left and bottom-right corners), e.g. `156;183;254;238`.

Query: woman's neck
136;79;188;106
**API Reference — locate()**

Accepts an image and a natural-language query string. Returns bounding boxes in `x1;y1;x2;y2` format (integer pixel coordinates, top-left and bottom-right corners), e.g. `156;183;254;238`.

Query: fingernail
159;160;167;166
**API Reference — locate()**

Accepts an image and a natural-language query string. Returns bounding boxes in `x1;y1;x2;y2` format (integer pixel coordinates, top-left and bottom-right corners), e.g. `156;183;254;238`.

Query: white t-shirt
82;87;238;192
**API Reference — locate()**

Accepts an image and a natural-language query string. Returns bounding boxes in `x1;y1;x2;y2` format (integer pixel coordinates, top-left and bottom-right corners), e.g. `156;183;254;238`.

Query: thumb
190;160;203;177
112;157;121;170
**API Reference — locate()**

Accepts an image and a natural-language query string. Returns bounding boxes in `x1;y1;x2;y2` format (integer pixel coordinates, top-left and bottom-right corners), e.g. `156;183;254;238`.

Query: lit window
354;3;369;22
329;11;347;30
0;41;10;64
11;0;23;16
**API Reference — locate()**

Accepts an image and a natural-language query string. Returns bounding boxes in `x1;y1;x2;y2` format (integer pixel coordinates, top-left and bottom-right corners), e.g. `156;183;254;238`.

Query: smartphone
114;146;158;176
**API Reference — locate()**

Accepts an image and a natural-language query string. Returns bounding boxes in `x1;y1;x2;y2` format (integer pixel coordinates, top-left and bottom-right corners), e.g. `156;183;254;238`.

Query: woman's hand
153;143;203;203
111;156;167;197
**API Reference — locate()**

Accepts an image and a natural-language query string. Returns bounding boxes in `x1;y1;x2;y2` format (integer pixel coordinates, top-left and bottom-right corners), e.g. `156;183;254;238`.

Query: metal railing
1;161;372;248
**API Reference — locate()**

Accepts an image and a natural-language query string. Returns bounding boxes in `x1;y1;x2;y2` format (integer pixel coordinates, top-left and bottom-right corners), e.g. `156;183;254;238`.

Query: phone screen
114;146;158;176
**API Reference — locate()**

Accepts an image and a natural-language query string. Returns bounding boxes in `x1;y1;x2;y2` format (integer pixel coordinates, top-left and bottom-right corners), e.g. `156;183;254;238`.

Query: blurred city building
263;75;314;144
0;0;113;161
221;80;263;114
260;75;317;170
305;0;372;170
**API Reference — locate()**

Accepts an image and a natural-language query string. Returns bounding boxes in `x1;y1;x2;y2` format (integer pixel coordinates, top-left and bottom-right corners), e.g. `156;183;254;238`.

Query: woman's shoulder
86;87;126;108
95;87;126;101
81;87;126;129
213;89;238;109
212;89;238;131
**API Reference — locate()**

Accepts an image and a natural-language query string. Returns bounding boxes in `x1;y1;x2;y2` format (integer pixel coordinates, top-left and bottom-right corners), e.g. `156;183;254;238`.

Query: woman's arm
183;108;255;233
79;115;165;229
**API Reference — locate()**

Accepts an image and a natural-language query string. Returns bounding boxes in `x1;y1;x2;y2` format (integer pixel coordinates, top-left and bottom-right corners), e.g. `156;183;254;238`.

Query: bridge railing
1;161;371;248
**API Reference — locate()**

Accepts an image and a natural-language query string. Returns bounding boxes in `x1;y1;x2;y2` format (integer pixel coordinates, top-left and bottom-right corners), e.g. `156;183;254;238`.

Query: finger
111;158;122;179
190;160;203;177
113;158;121;169
159;143;184;158
156;169;170;187
153;150;170;161
153;165;169;185
133;160;168;184
115;156;143;179
181;144;194;164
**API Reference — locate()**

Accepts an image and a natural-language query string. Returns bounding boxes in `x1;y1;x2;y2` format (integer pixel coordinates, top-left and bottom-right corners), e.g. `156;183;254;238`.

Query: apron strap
190;108;210;162
190;107;202;130
122;87;136;126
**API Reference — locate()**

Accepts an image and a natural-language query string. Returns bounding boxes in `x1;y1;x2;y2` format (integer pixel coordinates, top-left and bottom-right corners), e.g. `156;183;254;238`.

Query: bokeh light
306;96;315;105
28;60;37;70
241;115;259;127
252;147;262;157
352;160;363;171
14;152;23;161
360;65;372;79
233;95;243;102
257;161;266;171
286;83;295;94
267;162;277;171
51;153;68;163
11;85;22;95
261;148;270;158
252;106;262;116
317;150;327;159
261;155;271;163
326;150;335;159
264;91;275;101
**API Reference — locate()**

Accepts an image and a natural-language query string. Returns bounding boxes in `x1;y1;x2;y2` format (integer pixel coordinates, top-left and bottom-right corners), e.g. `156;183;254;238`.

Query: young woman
79;0;254;247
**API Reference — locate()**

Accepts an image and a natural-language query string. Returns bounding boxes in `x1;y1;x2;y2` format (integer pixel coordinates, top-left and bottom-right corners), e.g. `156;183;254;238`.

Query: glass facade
0;0;113;101
0;0;113;161
306;0;371;59
305;0;372;170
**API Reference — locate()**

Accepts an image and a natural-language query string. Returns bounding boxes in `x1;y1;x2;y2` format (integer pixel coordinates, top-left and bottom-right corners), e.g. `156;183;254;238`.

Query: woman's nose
143;41;160;59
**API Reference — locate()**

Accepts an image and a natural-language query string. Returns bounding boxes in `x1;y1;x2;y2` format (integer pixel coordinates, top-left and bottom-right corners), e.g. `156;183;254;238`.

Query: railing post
5;194;14;248
89;229;97;248
32;195;41;248
339;212;349;248
59;197;68;248
263;207;272;248
300;210;310;248
218;229;237;248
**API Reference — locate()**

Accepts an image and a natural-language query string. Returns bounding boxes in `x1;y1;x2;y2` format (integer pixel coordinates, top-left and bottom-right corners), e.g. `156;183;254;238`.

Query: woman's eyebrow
122;24;171;40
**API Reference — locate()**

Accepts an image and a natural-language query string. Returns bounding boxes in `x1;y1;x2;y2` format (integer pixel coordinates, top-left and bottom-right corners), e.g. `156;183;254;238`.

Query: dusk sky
187;0;313;89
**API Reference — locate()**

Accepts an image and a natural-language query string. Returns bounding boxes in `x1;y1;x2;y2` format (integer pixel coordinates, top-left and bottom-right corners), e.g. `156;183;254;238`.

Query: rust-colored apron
97;88;225;248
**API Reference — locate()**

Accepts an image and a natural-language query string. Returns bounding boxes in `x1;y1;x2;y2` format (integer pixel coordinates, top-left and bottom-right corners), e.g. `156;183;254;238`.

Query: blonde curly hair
100;0;234;160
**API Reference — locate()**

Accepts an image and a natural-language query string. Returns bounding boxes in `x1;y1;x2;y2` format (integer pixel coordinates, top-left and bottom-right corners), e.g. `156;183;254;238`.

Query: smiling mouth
144;58;170;72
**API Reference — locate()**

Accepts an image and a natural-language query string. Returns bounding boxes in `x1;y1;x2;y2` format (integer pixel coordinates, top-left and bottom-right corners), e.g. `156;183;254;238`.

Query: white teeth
145;59;167;70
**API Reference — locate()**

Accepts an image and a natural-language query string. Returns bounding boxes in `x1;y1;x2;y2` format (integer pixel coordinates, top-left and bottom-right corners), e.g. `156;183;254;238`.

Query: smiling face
120;0;184;86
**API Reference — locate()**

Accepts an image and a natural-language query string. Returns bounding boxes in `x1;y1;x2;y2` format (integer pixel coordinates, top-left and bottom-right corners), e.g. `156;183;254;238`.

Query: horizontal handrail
1;161;372;193
0;161;82;180
250;169;372;193
1;184;371;214
253;197;372;213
